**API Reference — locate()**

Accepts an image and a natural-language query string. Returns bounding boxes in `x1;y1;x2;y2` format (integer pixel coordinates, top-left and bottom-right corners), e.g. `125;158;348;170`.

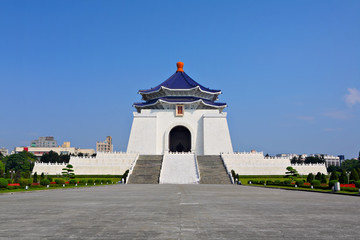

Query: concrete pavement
0;184;359;239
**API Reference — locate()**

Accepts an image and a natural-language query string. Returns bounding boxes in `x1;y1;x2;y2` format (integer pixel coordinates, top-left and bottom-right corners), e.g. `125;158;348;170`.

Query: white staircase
159;152;199;184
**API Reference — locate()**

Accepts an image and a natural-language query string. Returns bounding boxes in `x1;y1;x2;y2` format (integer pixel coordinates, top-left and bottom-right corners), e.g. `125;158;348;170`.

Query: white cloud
345;88;360;106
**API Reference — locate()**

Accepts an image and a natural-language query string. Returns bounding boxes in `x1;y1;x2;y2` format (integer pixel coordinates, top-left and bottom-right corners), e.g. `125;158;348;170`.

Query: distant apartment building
338;155;345;164
0;147;8;156
96;136;113;153
309;154;340;167
31;136;57;148
15;141;95;160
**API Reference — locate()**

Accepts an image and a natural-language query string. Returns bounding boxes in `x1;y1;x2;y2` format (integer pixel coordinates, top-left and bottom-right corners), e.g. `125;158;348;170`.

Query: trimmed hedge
55;179;65;185
78;179;87;184
341;187;359;192
0;178;8;188
40;179;50;186
95;179;101;184
284;180;292;186
20;179;33;187
311;180;321;187
355;181;360;188
329;180;338;188
296;180;304;186
87;179;94;184
69;179;77;185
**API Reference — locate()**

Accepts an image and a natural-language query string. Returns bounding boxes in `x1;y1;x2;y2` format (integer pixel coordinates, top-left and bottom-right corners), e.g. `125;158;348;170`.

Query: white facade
0;147;9;156
127;109;233;155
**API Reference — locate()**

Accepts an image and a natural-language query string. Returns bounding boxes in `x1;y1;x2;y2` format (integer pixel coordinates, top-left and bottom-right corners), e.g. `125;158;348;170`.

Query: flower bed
341;184;356;188
32;183;40;186
8;183;20;186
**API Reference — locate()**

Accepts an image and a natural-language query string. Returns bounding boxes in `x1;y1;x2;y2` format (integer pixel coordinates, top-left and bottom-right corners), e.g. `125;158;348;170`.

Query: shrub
40;179;50;186
33;172;38;183
321;174;327;184
355;181;360;188
266;180;273;185
47;176;53;182
69;179;77;185
296;180;304;186
311;180;321;187
341;187;359;192
87;179;94;184
0;178;8;188
95;179;101;184
55;179;65;185
79;179;87;184
274;180;281;185
329;180;338;188
252;180;259;184
307;173;314;183
5;178;12;184
106;179;111;184
259;180;265;184
20;179;33;187
284;180;292;186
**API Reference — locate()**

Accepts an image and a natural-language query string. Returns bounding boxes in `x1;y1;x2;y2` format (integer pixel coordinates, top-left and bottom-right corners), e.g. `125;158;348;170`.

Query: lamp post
9;170;15;181
346;171;350;184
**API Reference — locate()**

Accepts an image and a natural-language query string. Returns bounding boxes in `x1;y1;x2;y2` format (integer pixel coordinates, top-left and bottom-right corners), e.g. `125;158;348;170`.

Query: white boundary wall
33;152;138;175
127;109;233;155
159;152;199;184
221;152;327;175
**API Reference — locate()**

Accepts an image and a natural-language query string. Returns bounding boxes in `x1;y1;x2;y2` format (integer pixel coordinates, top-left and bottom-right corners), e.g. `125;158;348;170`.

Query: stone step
127;155;163;184
197;155;231;184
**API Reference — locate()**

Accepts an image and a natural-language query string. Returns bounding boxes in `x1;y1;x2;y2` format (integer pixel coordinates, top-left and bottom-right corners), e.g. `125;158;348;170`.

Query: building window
176;105;184;117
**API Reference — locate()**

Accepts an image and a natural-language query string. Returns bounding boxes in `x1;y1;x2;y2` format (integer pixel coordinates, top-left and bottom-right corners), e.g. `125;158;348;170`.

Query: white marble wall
221;153;328;175
32;152;138;175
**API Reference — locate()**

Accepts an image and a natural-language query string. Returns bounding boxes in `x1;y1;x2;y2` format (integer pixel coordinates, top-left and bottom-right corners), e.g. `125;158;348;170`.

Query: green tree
285;166;298;178
307;173;314;183
62;164;75;179
40;151;60;163
341;159;360;172
0;161;5;178
3;151;36;174
315;172;322;180
14;170;21;183
59;154;70;163
350;168;359;181
304;156;325;164
33;172;38;183
327;165;341;173
40;172;45;181
339;170;349;184
329;171;339;181
320;174;327;184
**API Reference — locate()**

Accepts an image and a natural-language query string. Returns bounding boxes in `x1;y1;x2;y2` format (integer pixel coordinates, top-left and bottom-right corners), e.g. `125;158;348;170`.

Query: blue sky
0;1;359;158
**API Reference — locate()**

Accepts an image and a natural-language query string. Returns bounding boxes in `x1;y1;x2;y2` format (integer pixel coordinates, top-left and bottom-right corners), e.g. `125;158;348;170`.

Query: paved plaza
1;185;359;239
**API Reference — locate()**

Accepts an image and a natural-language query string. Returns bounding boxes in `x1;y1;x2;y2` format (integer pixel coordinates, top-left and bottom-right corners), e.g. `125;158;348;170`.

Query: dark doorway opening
169;126;191;152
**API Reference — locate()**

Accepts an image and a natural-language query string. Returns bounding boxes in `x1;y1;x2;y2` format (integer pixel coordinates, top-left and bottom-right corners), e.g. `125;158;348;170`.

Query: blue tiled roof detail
133;97;226;108
139;71;220;94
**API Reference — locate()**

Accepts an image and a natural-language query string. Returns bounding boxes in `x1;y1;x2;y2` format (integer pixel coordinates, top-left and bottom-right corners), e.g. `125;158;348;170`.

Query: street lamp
346;171;351;184
9;170;15;181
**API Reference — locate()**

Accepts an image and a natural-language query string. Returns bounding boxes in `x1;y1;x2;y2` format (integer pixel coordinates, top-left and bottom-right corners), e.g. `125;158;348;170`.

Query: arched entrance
169;126;191;152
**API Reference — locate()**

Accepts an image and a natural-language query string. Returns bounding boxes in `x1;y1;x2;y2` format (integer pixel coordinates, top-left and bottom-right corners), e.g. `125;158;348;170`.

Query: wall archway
169;126;191;152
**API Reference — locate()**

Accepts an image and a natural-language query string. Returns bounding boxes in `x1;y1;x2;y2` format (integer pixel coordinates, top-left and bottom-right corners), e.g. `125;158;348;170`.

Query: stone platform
1;185;359;239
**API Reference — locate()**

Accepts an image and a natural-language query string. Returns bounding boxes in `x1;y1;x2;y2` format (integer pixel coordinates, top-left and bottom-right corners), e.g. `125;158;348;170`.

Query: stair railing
126;154;139;184
220;154;234;184
194;152;201;183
